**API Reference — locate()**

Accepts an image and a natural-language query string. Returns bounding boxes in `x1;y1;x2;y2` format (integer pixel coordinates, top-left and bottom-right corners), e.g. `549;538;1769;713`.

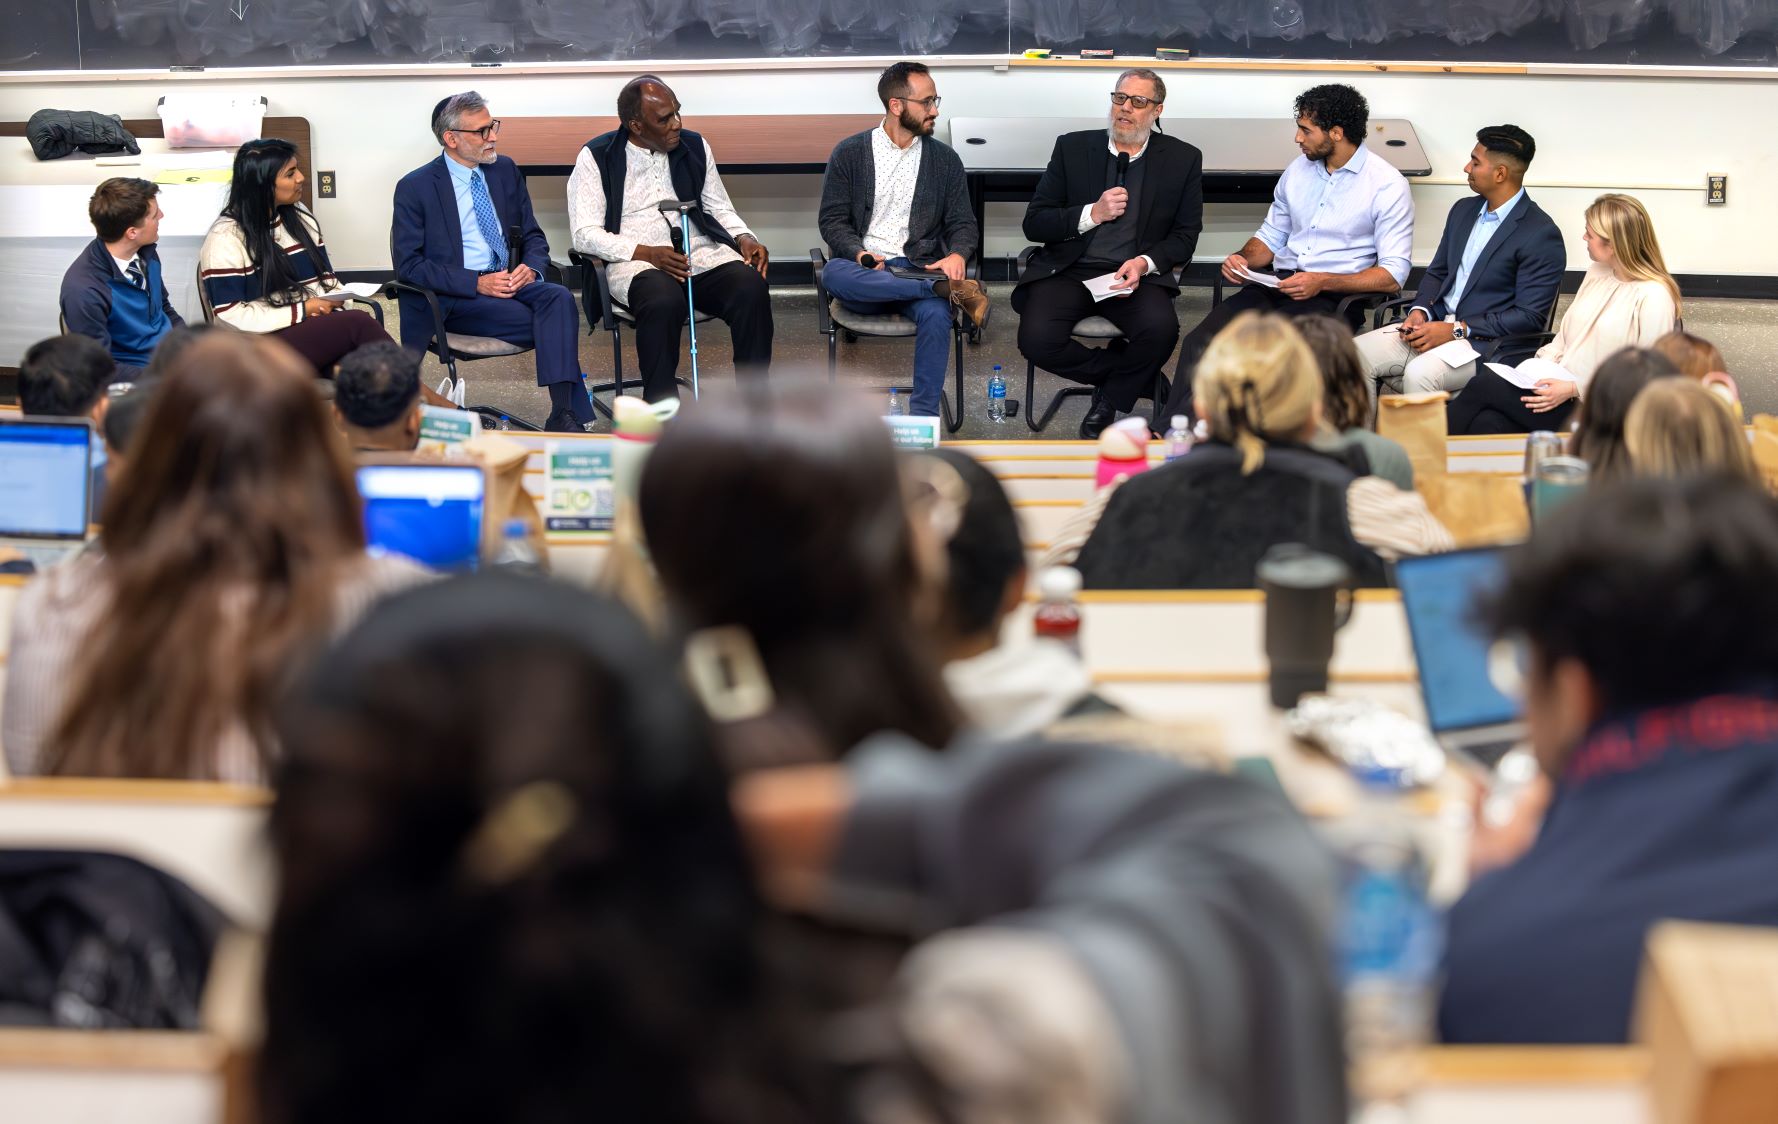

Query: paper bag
1751;415;1778;493
1376;391;1450;484
1420;473;1528;547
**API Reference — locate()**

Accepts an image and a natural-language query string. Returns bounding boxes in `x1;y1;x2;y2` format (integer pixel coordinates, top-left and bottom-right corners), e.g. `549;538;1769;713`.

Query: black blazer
1414;192;1565;344
1014;129;1203;308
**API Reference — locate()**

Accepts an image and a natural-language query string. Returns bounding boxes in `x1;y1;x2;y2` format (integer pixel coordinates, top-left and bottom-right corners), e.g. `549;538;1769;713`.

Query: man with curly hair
1164;84;1413;421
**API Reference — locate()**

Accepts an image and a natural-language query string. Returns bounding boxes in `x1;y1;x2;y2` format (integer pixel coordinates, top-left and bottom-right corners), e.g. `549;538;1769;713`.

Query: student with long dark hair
2;332;427;783
198;138;391;374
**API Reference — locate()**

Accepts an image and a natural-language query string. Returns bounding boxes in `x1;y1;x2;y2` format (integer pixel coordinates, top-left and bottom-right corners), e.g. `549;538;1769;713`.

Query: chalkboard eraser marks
1155;48;1191;61
170;65;205;72
1022;49;1051;59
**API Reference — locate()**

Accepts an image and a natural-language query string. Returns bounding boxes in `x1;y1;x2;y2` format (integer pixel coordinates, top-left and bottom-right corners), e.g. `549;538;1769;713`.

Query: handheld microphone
1115;151;1130;189
505;224;523;275
669;225;684;254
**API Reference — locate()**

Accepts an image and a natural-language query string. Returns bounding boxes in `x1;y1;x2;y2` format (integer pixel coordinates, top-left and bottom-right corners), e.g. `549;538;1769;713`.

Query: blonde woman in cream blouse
1447;193;1679;435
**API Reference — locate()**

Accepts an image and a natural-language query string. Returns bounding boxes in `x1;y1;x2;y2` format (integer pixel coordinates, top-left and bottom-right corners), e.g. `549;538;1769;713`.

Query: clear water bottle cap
1037;565;1083;599
503;518;528;538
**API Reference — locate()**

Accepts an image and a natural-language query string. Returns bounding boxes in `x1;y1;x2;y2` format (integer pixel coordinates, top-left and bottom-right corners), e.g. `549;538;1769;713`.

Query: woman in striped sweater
198;138;392;373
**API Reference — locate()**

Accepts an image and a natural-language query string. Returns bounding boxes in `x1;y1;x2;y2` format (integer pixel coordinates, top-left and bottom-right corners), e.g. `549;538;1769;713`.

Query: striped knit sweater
198;204;342;332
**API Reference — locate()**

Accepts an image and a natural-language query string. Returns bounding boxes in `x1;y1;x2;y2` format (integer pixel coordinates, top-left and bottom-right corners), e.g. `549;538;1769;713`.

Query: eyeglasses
1109;92;1159;109
896;95;942;111
447;119;502;141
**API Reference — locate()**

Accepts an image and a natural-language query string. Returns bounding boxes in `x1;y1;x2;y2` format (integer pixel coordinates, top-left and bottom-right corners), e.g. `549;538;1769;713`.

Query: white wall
1;62;1764;277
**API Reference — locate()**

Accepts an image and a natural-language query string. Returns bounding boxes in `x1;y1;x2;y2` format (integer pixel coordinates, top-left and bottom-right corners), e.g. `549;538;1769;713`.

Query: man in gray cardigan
818;62;987;418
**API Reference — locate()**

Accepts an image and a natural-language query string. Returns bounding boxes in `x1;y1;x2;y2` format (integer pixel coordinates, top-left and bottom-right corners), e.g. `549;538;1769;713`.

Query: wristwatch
1452;322;1470;340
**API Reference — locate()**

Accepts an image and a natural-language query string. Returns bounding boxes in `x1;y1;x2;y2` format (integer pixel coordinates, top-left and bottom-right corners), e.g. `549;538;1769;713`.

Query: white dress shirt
1074;131;1157;275
1256;144;1414;286
861;124;922;261
109;251;141;281
568;138;754;305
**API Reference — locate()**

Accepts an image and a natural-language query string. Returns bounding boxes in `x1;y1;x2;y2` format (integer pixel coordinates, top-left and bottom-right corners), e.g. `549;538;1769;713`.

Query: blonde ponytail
1189;312;1323;474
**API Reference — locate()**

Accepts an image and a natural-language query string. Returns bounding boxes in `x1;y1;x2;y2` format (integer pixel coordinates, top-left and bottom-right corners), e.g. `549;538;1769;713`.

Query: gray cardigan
818;129;979;266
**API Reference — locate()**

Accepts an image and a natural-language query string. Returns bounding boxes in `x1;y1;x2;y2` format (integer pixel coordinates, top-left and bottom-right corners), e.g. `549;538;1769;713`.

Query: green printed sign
418;405;476;454
545;445;615;532
884;415;942;450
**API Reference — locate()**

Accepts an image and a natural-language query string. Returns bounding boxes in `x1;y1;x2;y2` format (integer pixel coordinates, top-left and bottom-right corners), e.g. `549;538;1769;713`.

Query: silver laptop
0;416;96;571
1396;547;1525;774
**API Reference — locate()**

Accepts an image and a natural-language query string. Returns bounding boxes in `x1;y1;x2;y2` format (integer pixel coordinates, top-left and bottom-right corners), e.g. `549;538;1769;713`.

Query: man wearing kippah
1355;125;1565;397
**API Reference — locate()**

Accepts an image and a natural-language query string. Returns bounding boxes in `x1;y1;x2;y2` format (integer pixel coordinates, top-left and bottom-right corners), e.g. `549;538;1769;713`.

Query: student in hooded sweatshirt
60;178;184;377
1442;473;1778;1044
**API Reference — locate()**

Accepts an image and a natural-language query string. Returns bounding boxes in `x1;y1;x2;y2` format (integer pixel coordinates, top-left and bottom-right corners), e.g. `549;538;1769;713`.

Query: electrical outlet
1707;174;1726;205
318;170;337;199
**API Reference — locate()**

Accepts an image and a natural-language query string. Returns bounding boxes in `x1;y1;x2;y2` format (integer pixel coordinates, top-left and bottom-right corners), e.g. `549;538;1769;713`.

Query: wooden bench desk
498;114;881;177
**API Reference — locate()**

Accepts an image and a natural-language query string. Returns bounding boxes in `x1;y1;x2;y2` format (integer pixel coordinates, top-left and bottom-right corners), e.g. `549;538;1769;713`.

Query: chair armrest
344;296;385;325
381;279;452;362
809;249;832;334
1372;291;1420;328
1479;331;1556;365
1333;290;1398;323
568;249;618;333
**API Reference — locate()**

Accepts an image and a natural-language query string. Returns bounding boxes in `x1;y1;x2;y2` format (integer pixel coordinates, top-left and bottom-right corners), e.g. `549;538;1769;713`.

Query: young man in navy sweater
59;177;183;376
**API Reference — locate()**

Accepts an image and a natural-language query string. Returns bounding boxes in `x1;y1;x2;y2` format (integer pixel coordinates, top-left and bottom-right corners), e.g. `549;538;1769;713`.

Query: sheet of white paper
1484;356;1569;391
1081;272;1129;302
1233;266;1280;289
1424;337;1480;368
315;281;387;301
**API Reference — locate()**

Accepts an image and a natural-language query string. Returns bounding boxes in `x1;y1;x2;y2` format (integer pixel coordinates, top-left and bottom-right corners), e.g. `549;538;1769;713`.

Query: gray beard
1108;118;1148;146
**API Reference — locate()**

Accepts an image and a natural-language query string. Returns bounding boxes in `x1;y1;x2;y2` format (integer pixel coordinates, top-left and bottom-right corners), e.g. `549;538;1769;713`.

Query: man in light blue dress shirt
1165;84;1414;422
1356;125;1566;396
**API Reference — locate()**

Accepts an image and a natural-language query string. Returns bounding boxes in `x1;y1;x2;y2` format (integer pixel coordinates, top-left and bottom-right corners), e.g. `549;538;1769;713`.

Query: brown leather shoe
942;278;990;330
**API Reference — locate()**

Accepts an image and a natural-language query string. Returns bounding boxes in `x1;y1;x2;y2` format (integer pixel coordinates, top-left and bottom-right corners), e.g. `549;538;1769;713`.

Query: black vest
1073;442;1391;590
1082;149;1145;267
583;129;739;252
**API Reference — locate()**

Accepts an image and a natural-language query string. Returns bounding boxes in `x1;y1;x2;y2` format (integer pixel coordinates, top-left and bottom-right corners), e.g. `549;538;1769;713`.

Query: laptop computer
1396;546;1525;774
0;416;95;570
356;461;488;572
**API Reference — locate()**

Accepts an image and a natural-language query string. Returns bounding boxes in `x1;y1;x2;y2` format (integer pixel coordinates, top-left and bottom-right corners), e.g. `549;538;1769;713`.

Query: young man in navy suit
1355;125;1565;397
60;178;183;377
392;91;592;432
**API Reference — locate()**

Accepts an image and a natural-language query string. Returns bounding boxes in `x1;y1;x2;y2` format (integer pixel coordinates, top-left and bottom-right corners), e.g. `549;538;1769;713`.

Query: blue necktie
126;259;146;290
469;169;507;271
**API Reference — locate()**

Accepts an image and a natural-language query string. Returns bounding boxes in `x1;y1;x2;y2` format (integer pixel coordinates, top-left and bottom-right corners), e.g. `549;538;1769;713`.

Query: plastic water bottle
1164;414;1193;461
492;518;542;572
1033;566;1083;653
986;365;1007;423
887;387;904;417
1335;770;1442;1111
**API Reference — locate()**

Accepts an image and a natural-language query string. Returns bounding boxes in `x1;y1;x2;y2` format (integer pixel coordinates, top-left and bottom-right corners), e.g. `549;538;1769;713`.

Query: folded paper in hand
314;282;387;302
1233;265;1281;289
1081;271;1129;302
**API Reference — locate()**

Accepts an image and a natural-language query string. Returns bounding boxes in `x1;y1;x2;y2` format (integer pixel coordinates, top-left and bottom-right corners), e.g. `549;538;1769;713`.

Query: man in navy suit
393;91;593;432
1355;125;1565;397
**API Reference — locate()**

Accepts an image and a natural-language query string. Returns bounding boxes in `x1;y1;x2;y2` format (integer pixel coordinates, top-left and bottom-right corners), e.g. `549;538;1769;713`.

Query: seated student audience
1055;313;1451;589
262;573;1345;1124
1565;347;1679;484
334;340;424;453
60;177;184;376
1624;376;1759;481
1292;314;1415;490
638;380;960;770
99;376;159;490
199;138;392;374
1650;329;1726;382
921;448;1115;737
332;339;549;558
1354;125;1564;396
1447;193;1679;435
1;332;428;784
1442;475;1778;1043
18;334;113;423
141;321;215;380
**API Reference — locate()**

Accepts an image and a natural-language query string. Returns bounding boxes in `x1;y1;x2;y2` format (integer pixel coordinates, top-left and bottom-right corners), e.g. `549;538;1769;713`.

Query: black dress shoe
1079;393;1117;440
544;408;588;433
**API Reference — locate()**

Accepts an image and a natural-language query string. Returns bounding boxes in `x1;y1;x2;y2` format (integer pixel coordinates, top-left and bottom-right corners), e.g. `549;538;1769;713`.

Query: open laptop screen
0;420;92;538
1397;548;1520;735
357;463;486;572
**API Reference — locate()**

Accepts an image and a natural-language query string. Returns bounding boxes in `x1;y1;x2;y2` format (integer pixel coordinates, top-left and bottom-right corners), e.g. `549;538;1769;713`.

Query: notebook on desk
0;416;95;570
1396;547;1525;774
357;461;487;572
